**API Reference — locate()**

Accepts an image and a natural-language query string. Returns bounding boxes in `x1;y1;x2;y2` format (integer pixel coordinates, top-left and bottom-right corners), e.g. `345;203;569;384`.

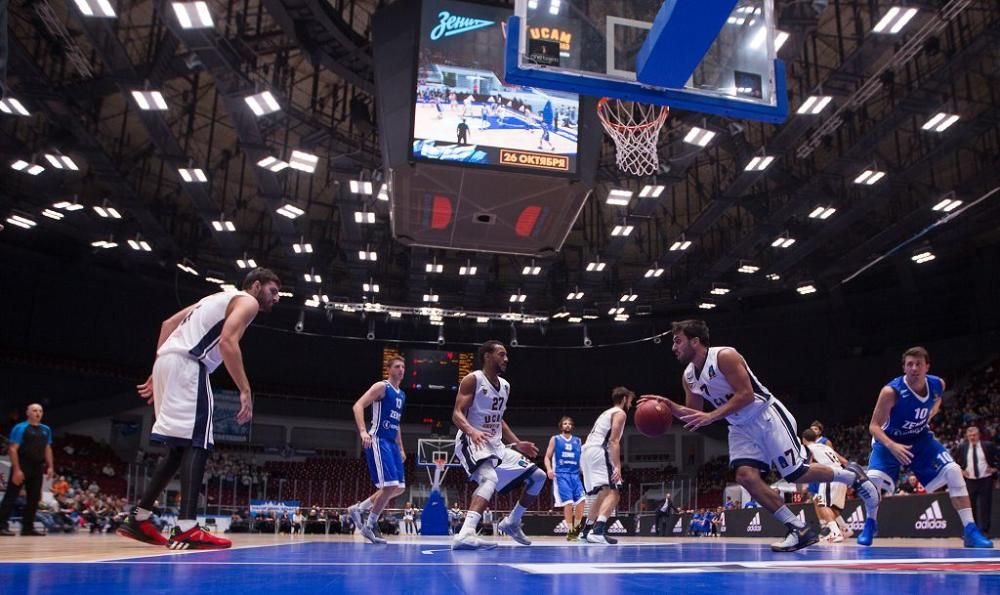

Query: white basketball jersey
584;406;625;450
456;370;510;447
157;290;254;373
683;347;773;426
806;442;843;470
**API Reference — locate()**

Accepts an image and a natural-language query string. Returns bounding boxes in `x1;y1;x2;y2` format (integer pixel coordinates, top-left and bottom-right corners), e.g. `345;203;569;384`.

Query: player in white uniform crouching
641;320;880;552
451;341;547;550
578;387;634;544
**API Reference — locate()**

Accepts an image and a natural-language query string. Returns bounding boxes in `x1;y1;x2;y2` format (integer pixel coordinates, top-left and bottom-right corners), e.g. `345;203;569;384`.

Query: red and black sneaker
117;516;169;546
167;525;232;550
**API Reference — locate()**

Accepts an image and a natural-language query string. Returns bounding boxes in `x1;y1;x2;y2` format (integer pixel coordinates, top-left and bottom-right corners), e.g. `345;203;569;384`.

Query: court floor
1;534;997;594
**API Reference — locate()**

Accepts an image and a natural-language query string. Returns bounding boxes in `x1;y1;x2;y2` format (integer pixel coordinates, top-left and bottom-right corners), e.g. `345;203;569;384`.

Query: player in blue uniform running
858;346;992;548
544;417;586;541
349;356;408;544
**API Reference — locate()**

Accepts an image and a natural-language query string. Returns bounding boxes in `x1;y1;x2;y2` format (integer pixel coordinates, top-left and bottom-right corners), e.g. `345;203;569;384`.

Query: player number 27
491;396;505;411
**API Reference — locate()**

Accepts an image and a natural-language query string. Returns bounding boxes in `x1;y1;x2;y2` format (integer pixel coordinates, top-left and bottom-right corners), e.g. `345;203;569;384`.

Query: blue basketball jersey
554;434;581;474
370;381;406;440
881;375;943;443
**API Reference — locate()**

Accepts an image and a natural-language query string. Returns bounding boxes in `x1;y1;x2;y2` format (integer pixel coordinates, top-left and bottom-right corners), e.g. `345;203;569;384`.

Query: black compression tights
138;446;210;519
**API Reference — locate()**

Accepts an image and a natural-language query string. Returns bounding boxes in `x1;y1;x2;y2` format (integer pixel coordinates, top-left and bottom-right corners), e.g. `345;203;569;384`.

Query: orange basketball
635;399;673;437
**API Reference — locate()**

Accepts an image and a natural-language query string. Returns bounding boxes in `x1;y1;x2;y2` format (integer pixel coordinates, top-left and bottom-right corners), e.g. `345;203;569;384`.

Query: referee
0;404;54;536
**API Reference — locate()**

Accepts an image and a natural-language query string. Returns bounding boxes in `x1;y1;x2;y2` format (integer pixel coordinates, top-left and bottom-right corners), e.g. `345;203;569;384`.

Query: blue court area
2;539;999;594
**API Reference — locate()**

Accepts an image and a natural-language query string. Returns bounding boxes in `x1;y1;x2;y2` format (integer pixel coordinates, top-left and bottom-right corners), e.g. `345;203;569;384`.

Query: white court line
510;556;1000;575
0;541;306;565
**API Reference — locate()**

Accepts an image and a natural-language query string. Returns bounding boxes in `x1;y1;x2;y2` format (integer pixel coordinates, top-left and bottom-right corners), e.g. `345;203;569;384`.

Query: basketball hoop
597;97;669;177
431;458;447;491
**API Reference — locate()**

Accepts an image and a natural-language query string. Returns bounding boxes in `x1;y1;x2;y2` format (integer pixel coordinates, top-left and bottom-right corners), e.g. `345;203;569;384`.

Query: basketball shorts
814;482;847;510
364;437;406;489
867;431;952;487
581;445;621;495
728;401;810;481
150;352;214;449
455;434;538;494
553;472;585;507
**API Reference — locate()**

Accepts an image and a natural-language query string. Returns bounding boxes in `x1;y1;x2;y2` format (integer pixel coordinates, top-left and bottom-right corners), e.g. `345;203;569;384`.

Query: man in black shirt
1;404;54;536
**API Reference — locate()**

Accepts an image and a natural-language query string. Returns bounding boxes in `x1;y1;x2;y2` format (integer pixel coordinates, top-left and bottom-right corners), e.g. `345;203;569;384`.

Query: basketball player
640;320;880;552
857;347;992;548
538;100;555;151
119;268;280;549
451;341;547;550
806;421;853;538
579;387;634;544
801;428;849;542
347;356;408;544
544;416;585;541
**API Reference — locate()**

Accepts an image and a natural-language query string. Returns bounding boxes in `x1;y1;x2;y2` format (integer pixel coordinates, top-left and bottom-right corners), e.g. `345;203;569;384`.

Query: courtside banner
521;514;637;536
213;389;251;444
249;500;300;516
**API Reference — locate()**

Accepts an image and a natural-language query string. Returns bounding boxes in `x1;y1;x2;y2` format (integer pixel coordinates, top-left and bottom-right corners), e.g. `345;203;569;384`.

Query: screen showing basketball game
411;0;580;174
382;347;475;392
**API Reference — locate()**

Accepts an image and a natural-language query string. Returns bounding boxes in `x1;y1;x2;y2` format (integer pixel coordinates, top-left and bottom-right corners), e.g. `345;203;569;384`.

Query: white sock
774;506;804;528
459;511;482;536
509;504;527;524
827;521;842;536
367;512;380;527
177;519;197;532
835;516;849;532
957;508;975;526
357;498;375;512
832;469;855;484
597;514;608;523
134;507;152;522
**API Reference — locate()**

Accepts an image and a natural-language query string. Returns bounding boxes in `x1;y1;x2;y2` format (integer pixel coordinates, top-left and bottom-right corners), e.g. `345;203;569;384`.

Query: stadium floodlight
921;112;960;133
6;214;37;229
683;126;715;147
10;160;45;175
771;235;796;248
606;189;633;206
932;197;962;212
797;282;817;295
178;168;207;183
710;284;730;296
639;185;664;198
853;168;886;185
130;90;168;111
244;91;281;116
172;2;214;29
744;155;775;172
52;200;85;212
350;180;374;195
41;209;64;221
873;6;918;34
809;206;836;219
585;260;606;272
257;156;289;172
276;203;305;219
669;239;692;251
611;224;634;237
212;219;236;232
73;0;116;17
0;97;31;116
288;150;318;173
797;95;832;115
92;201;122;219
911;250;935;264
698;302;717;310
354;211;376;224
44;153;80;171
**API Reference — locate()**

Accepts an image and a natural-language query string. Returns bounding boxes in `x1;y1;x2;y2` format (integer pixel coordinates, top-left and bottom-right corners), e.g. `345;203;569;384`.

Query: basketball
634;399;673;437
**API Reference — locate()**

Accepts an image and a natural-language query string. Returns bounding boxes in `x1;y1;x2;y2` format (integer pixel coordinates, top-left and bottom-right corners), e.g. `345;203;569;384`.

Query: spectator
51;476;69;497
897;474;926;495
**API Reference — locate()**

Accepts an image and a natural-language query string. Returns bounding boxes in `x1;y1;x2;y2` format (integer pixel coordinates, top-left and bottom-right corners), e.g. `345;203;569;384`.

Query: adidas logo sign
915;501;947;530
608;520;627;535
747;512;762;533
846;507;866;531
796;510;806;525
672;518;683;534
553;520;569;535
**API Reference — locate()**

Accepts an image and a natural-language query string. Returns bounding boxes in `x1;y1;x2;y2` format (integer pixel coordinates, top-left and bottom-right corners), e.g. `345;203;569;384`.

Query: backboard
505;0;788;123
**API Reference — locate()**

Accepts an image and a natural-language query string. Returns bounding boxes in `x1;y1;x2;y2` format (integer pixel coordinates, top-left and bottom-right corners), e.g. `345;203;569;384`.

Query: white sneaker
586;532;610;544
452;533;498;550
497;518;531;546
347;504;364;530
829;532;844;543
359;523;386;544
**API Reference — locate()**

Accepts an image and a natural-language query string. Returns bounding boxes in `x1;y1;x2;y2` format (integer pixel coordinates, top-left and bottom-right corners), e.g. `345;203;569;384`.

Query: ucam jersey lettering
370;381;406;440
684;347;774;425
882;375;944;442
158;290;252;373
457;370;509;447
554;435;581;473
806;442;843;469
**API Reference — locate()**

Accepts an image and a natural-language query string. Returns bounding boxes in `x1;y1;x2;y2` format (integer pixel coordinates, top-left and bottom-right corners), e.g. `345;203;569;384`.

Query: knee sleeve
926;463;968;497
867;469;896;496
524;468;546;496
473;466;498;501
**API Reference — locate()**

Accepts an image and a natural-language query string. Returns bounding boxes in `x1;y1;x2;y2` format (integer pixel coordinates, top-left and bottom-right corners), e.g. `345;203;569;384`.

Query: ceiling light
354;211;376;224
809;206;836;219
619;293;638;302
304;272;322;283
873;6;918;34
244;91;281;116
44;154;80;171
669;239;692;251
710;284;730;295
797;283;817;295
607;307;624;316
566;291;584;300
774;30;789;51
683;126;716;147
522;265;541;276
377;185;390;201
53;200;85;212
176;262;200;276
350;180;374;195
236;257;257;269
359;250;378;261
475;316;489;323
41;209;64;221
130;90;168;111
91;239;117;249
585;261;606;272
567;316;583;323
425;263;443;273
744;155;775;172
606;189;633;206
304;297;320;308
765;273;781;281
92;203;122;219
10;160;44;175
771;235;796;248
212;219;236;232
288;150;318;173
6;214;37;229
257;156;289;172
172;2;213;29
611;224;634;237
178;168;207;183
292;242;313;254
363;283;380;293
797;95;832;115
277;203;305;219
72;0;116;17
459;265;478;275
644;266;664;278
698;302;717;310
509;293;527;303
911;250;935;264
127;238;152;252
737;262;759;274
853;168;886;185
921;112;960;133
639;184;664;198
0;97;31;116
422;293;439;303
205;276;224;284
932;197;962;212
278;291;293;298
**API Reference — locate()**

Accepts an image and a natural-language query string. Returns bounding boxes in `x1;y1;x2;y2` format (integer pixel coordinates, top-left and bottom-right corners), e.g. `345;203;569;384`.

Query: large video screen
412;0;580;174
382;347;475;392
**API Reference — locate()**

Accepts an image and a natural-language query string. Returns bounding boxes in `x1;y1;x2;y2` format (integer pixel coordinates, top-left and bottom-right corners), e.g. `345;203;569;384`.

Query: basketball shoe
117;515;168;546
167;525;232;550
452;532;498;550
771;524;819;552
497;518;531;546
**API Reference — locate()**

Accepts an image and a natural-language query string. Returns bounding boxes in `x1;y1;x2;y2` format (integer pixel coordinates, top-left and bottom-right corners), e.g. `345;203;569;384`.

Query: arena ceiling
1;0;998;329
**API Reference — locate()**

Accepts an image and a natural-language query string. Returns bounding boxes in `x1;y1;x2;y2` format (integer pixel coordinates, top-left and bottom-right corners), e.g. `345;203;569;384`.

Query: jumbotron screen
382;347;474;392
411;0;580;174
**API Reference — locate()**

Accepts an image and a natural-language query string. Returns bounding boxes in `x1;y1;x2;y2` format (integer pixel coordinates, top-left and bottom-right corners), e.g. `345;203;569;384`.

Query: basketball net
597;98;669;176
